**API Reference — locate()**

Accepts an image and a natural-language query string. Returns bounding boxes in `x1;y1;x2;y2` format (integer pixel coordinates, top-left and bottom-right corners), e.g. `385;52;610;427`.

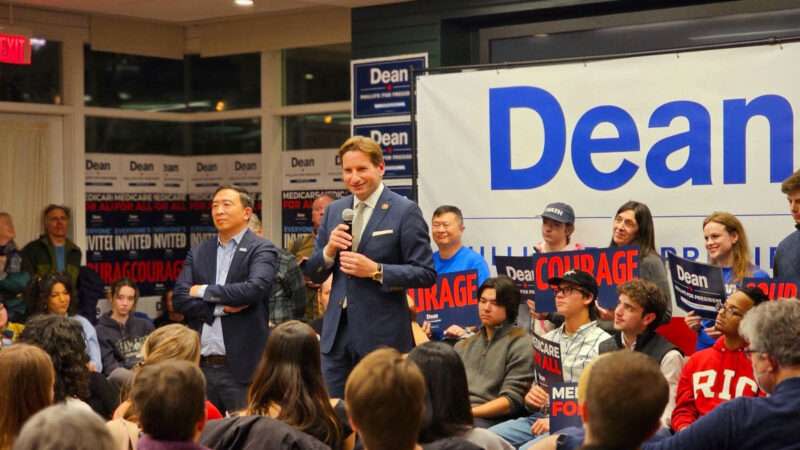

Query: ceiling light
304;73;315;80
323;115;333;124
234;0;254;6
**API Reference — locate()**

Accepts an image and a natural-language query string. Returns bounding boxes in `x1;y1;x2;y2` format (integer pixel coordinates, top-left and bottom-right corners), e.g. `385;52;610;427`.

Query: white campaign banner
417;42;800;281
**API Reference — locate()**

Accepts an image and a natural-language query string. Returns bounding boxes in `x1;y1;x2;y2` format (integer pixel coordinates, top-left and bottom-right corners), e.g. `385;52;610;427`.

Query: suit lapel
357;188;392;252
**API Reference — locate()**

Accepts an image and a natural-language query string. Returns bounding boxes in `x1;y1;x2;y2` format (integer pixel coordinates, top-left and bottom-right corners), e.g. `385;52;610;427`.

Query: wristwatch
371;263;384;283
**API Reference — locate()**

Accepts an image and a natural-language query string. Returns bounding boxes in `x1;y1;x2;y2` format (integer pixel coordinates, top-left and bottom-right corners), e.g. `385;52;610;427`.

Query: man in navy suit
174;185;278;413
305;136;436;397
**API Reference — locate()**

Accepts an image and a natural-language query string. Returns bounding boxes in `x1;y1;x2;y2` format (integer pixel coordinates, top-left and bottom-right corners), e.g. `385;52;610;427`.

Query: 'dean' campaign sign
352;54;427;118
409;270;480;336
495;256;536;304
667;254;726;319
550;382;582;432
531;247;640;310
353;122;413;179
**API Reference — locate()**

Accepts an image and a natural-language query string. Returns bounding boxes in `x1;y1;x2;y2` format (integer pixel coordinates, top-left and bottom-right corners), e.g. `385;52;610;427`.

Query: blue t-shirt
696;265;769;351
55;245;66;272
432;246;490;286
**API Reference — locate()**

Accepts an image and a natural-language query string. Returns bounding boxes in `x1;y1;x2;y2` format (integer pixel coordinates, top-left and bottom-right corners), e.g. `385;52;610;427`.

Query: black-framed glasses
551;285;588;297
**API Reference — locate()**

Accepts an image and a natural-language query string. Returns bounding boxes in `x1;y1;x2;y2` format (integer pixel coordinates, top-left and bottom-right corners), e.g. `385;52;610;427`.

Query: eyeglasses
716;303;744;317
743;348;765;357
551;285;588;297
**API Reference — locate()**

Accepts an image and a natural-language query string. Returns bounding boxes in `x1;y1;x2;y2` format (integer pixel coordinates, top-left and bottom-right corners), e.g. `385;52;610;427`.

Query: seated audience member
19;314;119;419
112;324;222;424
454;276;534;427
686;212;768;351
409;341;513;450
154;288;185;328
491;270;610;448
671;286;766;432
26;274;103;371
581;352;669;450
599;279;684;428
608;201;671;322
131;361;211;450
774;170;800;280
430;205;491;340
97;278;154;385
243;320;352;450
0;300;24;346
0;344;55;450
643;299;800;450
248;214;306;327
310;275;332;335
21;204;82;287
531;202;582;335
346;348;480;450
0;212;30;323
12;403;116;450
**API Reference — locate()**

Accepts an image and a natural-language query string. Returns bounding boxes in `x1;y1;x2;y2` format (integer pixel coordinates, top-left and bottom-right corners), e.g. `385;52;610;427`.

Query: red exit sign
0;33;31;65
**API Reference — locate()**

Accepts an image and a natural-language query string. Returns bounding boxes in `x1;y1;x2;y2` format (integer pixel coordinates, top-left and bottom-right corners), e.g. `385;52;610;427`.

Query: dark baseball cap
548;269;598;298
541;202;575;224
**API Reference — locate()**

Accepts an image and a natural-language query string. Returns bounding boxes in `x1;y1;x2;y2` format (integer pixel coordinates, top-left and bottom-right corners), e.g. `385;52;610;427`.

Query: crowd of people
1;135;800;450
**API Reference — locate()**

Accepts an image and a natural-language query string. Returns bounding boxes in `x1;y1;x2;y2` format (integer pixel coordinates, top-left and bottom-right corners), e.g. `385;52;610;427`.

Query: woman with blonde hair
0;344;55;450
686;212;769;350
107;324;221;450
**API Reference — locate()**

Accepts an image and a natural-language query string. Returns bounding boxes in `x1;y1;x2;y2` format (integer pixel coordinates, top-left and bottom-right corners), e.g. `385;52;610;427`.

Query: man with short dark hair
430;204;490;340
581;352;669;450
174;185;279;413
345;348;426;450
132;360;210;450
774;170;800;280
670;286;767;432
21;204;82;288
643;299;800;450
0;212;29;322
455;276;533;427
305;136;436;397
599;279;684;427
491;270;610;447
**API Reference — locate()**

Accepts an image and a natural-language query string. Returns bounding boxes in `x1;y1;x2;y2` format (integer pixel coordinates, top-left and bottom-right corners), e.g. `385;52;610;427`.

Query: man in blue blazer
174;185;278;413
305;136;436;397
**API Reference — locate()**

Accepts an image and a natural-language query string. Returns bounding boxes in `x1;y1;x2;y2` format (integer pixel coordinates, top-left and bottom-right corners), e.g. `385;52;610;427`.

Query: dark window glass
284;113;350;150
191;118;261;155
86;117;186;154
188;53;260;112
284;44;351;105
84;46;185;111
0;38;62;104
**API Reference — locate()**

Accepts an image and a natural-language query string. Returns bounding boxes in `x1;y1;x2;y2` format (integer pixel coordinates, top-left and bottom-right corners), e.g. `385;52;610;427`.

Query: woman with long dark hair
19;314;118;419
26;273;103;371
609;201;672;322
245;320;351;450
409;341;512;450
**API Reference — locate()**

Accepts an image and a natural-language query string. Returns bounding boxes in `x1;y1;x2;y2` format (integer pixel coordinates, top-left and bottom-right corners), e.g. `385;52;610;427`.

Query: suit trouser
201;360;249;415
321;309;361;398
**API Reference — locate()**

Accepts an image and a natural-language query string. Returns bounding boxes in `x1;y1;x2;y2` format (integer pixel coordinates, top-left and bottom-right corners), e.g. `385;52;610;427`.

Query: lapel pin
381;202;389;210
238;247;248;252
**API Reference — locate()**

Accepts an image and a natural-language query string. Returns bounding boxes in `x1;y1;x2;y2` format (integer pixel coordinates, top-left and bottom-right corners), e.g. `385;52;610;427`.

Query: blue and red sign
352;55;426;118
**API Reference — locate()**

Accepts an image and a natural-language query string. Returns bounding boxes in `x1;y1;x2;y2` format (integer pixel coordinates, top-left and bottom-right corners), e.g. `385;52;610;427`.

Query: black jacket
200;416;330;450
96;312;155;376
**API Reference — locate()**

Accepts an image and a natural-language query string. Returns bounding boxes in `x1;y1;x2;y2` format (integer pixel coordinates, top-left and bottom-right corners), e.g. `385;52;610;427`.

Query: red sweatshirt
671;337;762;431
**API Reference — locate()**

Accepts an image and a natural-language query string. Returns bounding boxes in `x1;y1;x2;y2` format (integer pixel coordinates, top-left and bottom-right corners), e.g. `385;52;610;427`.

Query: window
283;44;350;105
0;38;62;104
284;113;350;150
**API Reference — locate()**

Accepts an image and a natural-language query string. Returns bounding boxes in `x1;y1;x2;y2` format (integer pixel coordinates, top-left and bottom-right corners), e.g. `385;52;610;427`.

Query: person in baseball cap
535;202;582;254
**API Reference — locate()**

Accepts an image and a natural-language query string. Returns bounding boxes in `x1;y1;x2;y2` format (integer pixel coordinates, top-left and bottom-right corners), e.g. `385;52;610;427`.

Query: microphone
341;209;354;251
